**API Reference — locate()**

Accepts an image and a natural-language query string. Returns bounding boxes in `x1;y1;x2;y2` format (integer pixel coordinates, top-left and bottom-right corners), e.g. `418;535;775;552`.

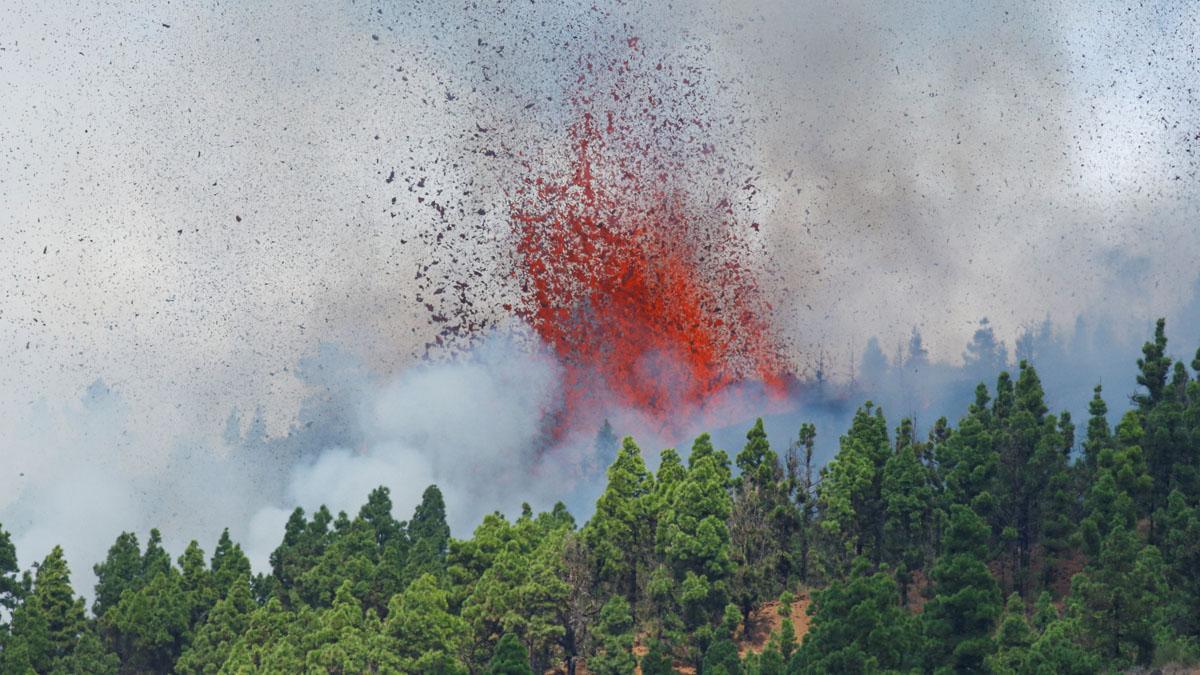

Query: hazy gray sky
2;0;1198;582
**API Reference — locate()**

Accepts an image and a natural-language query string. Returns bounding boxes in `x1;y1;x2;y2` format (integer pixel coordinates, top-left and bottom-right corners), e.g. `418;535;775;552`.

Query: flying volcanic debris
403;31;798;441
508;43;794;438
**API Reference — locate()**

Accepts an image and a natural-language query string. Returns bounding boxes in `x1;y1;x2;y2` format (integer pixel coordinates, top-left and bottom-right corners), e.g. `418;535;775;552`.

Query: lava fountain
507;41;793;438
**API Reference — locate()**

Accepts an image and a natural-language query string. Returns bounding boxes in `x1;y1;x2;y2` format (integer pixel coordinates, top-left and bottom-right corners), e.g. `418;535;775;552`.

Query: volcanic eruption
507;42;793;437
412;36;795;441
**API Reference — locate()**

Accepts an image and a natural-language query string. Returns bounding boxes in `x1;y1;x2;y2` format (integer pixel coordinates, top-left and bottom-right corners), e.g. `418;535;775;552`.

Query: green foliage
210;528;251;598
5;321;1200;673
986;593;1034;674
486;633;533;675
640;639;674;675
881;422;934;602
584;437;655;606
92;531;141;618
701;637;741;675
921;505;1002;673
1070;517;1168;668
0;523;20;617
101;563;190;672
791;559;918;673
730;419;796;615
385;573;469;673
656;434;735;636
748;644;785;675
406;484;451;582
1159;490;1200;638
589;595;636;675
815;403;891;577
175;574;255;674
460;521;571;671
4;546;90;673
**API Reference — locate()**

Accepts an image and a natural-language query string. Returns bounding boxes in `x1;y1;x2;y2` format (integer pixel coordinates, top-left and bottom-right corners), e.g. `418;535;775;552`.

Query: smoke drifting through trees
5;297;1199;598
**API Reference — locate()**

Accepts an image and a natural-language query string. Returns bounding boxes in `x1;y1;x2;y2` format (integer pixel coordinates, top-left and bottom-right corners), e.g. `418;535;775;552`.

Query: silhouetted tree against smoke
963;318;1009;381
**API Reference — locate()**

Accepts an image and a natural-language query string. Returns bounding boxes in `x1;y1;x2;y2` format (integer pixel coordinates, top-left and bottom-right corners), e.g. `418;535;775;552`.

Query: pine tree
790;423;817;583
588;596;636;675
9;546;89;672
177;540;215;634
593;419;620;476
92;531;141;618
640;639;674;674
141;529;172;581
1084;384;1108;473
210;528;251;598
270;506;323;596
963;318;1008;381
990;362;1073;595
921;505;1002;673
0;523;23;617
881;421;934;603
986;593;1034;674
1032;590;1057;634
1135;318;1171;411
656;435;734;636
583;437;654;607
385;573;469;673
790;559;918;673
406;484;451;582
730;419;795;616
1159;490;1200;637
701;636;742;675
1069;517;1167;667
487;633;534;675
652;447;687;514
102;563;190;672
302;580;397;673
175;574;256;674
937;384;999;519
51;625;120;675
1024;617;1101;674
815;403;891;577
688;432;732;481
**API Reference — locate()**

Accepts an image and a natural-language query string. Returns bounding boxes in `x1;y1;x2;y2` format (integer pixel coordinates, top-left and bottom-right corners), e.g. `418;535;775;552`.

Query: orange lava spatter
509;44;790;435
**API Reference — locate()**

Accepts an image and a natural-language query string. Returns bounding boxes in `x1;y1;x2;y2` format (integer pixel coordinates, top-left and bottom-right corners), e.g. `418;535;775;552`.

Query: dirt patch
568;596;813;674
737;595;812;657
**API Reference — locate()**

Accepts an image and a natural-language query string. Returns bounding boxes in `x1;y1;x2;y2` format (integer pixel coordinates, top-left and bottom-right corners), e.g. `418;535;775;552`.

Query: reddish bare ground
564;596;812;675
903;568;932;614
738;595;812;658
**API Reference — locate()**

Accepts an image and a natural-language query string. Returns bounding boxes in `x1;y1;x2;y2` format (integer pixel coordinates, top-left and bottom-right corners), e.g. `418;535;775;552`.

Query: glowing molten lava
510;52;790;434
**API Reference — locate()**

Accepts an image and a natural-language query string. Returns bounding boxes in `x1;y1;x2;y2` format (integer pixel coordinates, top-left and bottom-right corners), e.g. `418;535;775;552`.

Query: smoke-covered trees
3;318;1200;672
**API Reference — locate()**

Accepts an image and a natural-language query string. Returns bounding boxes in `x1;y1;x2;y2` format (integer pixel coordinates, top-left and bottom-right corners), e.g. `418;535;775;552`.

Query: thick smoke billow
2;328;589;591
248;327;579;565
